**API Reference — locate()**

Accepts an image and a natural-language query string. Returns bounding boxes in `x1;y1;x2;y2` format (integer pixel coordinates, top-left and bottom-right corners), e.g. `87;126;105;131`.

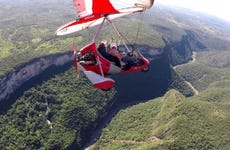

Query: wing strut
93;16;107;42
105;16;131;52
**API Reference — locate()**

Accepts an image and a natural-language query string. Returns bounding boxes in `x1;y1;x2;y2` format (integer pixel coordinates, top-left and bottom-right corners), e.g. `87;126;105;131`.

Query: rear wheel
141;65;150;72
101;88;112;91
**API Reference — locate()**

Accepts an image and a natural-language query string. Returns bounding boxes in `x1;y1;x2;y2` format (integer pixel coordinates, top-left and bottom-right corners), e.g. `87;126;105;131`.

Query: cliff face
164;30;206;66
0;53;72;101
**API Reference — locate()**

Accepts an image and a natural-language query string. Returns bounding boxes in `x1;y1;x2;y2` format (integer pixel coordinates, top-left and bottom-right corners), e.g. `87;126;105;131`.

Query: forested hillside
175;51;230;91
0;68;116;149
90;89;230;150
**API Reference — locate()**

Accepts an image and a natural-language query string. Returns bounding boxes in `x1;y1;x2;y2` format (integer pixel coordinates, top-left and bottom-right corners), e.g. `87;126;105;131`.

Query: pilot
98;39;109;58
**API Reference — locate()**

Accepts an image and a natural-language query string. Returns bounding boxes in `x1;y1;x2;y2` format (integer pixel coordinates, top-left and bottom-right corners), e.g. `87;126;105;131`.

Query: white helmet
110;43;117;49
101;39;107;45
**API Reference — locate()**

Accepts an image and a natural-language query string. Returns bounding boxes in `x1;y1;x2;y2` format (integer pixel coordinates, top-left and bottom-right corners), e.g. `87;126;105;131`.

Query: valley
0;1;230;149
85;50;230;150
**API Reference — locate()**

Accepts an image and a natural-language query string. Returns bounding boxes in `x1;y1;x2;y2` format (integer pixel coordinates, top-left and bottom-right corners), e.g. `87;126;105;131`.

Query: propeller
72;41;79;78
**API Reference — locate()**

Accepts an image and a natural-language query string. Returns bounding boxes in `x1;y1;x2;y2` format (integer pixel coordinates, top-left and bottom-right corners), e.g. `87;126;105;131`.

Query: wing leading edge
56;0;154;36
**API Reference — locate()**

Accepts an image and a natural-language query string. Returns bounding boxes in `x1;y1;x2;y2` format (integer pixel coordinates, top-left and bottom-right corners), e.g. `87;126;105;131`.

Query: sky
157;0;230;22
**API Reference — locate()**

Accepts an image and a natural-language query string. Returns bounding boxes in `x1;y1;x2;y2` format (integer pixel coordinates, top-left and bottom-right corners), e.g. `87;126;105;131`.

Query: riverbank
174;51;199;95
173;51;197;69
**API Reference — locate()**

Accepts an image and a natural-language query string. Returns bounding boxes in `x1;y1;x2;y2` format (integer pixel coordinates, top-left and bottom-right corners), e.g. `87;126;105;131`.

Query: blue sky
157;0;230;22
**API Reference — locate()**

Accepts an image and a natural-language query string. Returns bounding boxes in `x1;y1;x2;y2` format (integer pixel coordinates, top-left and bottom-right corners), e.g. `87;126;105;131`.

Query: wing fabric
73;0;154;17
73;0;120;18
56;0;154;36
73;0;93;18
56;13;131;36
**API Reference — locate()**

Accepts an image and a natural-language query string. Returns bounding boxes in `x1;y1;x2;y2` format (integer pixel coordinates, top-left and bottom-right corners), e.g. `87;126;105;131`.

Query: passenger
107;43;121;67
108;43;122;60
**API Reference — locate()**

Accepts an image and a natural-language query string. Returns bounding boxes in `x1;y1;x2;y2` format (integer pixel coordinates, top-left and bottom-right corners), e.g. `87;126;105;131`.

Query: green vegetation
168;69;194;97
196;51;230;68
91;89;230;150
0;68;116;149
175;51;230;91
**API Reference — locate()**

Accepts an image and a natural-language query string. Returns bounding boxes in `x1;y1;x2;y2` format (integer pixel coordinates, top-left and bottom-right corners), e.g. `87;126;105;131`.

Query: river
174;51;199;95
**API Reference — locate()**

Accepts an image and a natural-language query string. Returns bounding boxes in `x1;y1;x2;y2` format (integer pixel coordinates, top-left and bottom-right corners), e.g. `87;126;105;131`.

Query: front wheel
141;65;150;72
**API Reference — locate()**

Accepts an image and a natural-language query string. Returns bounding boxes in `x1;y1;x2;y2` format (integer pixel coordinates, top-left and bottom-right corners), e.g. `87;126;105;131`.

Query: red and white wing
56;13;130;36
56;0;154;36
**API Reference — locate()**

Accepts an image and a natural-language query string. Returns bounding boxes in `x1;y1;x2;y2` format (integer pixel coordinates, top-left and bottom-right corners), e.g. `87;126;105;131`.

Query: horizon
157;0;230;22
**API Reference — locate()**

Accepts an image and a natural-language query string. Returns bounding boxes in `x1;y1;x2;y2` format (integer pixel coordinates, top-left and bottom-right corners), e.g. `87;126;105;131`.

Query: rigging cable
133;11;146;46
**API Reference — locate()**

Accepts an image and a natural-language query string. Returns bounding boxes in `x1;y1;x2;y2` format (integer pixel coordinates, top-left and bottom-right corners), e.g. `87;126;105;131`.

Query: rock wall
164;30;206;66
0;53;72;101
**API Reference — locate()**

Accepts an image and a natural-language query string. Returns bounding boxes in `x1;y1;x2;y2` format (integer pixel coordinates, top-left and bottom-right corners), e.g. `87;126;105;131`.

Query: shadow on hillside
113;54;171;104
